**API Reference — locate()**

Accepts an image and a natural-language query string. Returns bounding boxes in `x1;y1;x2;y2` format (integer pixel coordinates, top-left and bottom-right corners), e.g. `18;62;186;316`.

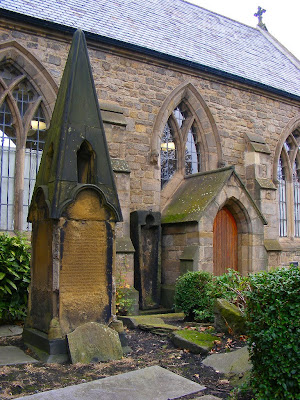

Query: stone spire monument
24;30;122;360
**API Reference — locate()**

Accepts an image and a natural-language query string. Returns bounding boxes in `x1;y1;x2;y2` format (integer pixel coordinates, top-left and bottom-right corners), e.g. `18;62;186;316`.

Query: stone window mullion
286;180;295;238
160;100;202;188
0;64;49;231
13;133;26;231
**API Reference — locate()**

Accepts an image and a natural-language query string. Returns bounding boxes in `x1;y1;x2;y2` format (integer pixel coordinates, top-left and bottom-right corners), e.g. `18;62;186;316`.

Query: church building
0;0;300;308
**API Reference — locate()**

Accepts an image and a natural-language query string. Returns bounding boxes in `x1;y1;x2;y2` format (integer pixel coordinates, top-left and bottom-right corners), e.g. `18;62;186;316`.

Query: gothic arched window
277;129;300;237
160;102;201;188
0;64;48;231
278;156;287;237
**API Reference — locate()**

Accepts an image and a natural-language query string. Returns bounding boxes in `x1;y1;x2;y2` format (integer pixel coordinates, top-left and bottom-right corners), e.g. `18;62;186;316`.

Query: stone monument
130;211;161;309
23;30;122;361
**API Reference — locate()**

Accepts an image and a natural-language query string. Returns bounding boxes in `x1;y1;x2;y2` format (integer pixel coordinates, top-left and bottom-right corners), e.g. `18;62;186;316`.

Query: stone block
67;322;123;363
171;330;217;355
203;346;251;375
160;284;176;309
19;366;205;399
214;299;246;335
174;233;187;246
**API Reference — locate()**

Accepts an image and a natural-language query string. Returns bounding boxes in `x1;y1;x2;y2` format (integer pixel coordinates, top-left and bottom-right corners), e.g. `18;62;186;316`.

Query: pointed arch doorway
213;207;238;275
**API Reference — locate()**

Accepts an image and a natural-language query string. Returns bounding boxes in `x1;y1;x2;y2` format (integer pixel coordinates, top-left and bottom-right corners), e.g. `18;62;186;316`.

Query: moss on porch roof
162;167;233;224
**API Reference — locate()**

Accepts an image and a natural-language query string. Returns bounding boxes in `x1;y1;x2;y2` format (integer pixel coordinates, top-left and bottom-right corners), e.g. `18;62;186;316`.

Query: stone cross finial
254;6;267;30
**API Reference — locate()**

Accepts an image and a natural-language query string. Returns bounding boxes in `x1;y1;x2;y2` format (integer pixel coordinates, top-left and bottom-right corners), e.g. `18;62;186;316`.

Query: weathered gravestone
24;30;122;362
67;322;123;363
130;211;161;309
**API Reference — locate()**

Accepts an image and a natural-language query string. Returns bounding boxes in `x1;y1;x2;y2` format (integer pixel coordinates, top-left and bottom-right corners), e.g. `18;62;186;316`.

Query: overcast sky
187;0;300;60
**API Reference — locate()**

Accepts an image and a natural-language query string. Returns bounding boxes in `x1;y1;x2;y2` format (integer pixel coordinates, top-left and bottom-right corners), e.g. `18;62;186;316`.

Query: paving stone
203;346;251;375
0;346;38;365
19;365;205;399
0;325;23;337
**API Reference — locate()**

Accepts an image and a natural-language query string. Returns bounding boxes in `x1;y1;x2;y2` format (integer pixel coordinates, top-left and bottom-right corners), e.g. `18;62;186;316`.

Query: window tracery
160;102;201;188
278;129;300;238
278;157;287;237
0;64;48;231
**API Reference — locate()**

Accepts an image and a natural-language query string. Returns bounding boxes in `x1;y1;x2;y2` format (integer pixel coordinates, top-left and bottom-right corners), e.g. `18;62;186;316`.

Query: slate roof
1;0;300;99
161;167;267;224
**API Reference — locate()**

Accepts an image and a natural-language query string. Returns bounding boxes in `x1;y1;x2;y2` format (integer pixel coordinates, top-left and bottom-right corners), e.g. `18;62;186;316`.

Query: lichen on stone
162;168;233;224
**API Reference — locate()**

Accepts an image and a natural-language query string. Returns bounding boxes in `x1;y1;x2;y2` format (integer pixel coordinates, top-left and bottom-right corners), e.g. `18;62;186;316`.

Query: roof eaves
1;8;300;102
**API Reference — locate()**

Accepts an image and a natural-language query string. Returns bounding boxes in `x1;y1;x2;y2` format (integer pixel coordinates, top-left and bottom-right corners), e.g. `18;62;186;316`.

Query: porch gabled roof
162;167;267;225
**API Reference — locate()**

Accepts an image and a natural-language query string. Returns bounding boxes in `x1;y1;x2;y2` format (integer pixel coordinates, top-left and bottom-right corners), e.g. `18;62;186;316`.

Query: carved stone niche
130;211;161;310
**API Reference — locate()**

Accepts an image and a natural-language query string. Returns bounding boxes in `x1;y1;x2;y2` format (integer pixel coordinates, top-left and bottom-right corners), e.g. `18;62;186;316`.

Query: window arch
277;128;300;237
160;101;201;188
0;63;48;231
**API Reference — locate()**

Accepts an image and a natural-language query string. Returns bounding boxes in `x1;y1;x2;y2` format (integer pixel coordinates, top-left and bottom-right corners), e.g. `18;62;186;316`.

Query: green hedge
174;271;214;321
0;233;31;322
174;269;250;321
246;265;300;399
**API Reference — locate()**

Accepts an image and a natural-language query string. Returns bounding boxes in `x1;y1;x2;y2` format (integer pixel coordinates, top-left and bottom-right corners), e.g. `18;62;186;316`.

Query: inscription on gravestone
59;190;113;334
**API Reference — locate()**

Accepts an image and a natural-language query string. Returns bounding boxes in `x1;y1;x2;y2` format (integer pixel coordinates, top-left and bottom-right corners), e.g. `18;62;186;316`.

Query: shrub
115;263;135;316
0;233;31;322
115;284;135;316
174;271;214;321
246;265;300;399
213;269;251;313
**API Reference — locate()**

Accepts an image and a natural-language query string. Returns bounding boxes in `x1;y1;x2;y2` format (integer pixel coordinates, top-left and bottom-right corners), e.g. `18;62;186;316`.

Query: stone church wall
1;22;300;268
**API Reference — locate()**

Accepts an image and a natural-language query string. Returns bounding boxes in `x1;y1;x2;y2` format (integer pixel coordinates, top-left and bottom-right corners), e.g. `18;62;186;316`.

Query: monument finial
29;29;122;221
254;6;267;31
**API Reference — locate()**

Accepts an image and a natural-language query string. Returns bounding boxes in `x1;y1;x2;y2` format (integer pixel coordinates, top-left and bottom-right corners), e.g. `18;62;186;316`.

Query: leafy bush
174;271;214;321
246;265;300;399
213;269;251;313
115;284;135;316
115;263;135;316
0;233;31;322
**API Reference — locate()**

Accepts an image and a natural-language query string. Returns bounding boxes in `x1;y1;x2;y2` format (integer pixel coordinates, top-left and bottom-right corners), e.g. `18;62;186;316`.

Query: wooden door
213;208;238;275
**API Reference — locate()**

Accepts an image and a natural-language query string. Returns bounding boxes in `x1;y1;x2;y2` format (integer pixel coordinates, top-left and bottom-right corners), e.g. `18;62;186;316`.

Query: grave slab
0;346;38;365
0;325;23;337
203;346;251;374
19;365;205;399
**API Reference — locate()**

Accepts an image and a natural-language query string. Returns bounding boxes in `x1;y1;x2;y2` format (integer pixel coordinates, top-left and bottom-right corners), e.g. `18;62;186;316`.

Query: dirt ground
0;324;253;400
